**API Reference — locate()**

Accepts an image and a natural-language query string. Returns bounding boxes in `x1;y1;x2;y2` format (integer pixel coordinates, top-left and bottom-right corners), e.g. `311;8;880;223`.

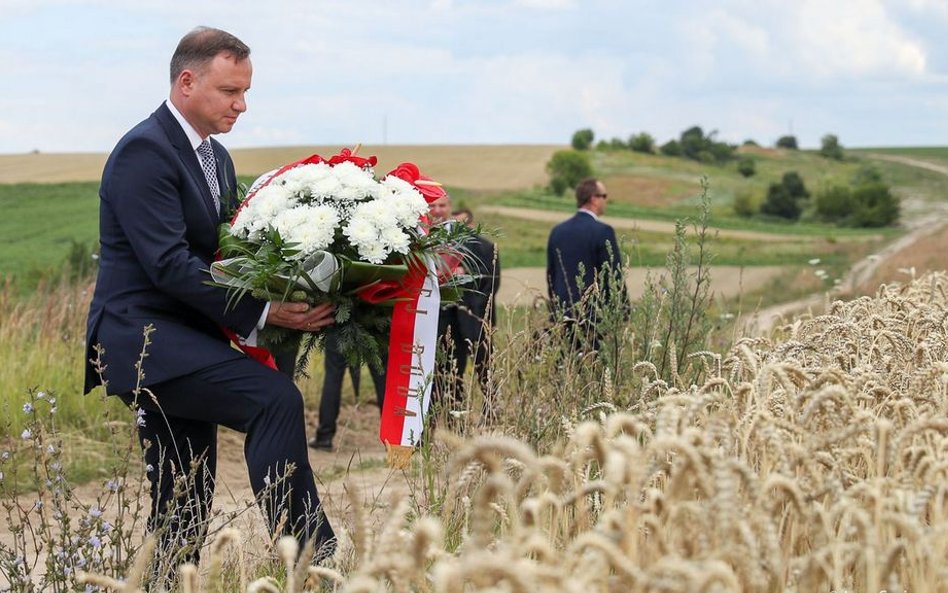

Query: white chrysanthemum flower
232;184;296;238
277;164;332;198
308;175;344;200
380;225;411;254
331;162;380;200
344;216;379;246
379;190;427;227
281;205;340;257
358;241;388;265
357;200;394;228
380;175;415;196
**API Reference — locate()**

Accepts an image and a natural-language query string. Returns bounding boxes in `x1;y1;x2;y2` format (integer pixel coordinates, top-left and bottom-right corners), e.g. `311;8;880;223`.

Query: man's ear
177;70;195;96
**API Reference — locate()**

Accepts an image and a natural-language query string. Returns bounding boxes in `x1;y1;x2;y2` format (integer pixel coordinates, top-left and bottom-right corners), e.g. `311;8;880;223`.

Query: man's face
590;181;608;215
179;53;252;138
428;196;452;222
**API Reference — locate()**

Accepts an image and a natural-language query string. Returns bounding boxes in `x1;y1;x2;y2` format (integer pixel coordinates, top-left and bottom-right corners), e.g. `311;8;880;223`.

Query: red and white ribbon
378;259;441;468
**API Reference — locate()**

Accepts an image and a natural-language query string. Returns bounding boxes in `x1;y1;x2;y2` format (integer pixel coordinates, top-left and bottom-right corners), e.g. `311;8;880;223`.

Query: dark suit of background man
451;208;500;416
431;199;501;418
84;27;337;570
546;177;629;352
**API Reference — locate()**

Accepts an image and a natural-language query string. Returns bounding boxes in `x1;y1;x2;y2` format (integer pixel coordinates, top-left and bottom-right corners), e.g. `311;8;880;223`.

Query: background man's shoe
307;437;334;452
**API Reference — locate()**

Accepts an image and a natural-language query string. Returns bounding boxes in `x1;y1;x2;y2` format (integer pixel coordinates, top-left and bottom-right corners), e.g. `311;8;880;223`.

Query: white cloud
0;1;946;152
683;0;927;82
514;0;575;8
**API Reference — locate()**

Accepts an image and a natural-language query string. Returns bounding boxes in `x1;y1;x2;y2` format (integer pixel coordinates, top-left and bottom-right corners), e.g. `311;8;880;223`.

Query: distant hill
0;144;564;190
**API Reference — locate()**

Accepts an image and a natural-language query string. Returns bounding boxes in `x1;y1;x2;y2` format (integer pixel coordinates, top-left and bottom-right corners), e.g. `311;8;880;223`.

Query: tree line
546;127;898;228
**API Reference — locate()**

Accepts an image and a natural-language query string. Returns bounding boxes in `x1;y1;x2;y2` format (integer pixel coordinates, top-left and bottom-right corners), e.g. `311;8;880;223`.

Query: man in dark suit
452;208;500;405
84;27;336;570
433;204;501;420
546;177;629;352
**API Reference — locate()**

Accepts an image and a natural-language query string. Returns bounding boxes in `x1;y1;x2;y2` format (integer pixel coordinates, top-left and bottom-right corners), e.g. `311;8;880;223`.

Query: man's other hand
267;301;335;331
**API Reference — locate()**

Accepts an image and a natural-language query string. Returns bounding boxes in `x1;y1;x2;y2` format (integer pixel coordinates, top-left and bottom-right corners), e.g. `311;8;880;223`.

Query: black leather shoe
307;437;334;452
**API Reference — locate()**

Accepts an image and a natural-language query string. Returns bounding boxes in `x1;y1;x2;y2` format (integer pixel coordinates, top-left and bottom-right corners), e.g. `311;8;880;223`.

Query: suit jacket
84;103;265;395
457;234;500;343
546;211;628;317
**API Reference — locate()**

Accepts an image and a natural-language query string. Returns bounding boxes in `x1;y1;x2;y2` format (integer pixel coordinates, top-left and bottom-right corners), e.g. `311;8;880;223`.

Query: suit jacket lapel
154;104;221;226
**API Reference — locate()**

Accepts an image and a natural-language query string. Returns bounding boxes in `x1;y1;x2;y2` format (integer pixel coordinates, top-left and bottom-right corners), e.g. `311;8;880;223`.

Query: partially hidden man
84;27;337;571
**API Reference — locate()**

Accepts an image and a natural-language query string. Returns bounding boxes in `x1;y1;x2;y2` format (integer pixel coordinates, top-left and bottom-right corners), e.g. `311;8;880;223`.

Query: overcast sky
3;0;947;154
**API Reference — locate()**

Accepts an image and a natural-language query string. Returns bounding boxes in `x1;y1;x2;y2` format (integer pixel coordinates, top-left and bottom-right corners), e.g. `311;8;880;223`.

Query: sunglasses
593;193;608;199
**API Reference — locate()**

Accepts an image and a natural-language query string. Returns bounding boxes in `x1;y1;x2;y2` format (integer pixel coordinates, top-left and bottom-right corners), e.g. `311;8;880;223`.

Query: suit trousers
119;356;336;567
316;338;387;445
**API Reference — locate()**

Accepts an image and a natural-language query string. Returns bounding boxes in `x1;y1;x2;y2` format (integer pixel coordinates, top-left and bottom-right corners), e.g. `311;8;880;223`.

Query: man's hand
266;301;335;331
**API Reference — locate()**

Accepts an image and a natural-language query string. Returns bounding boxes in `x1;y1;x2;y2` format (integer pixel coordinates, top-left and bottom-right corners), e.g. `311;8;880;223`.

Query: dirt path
745;154;948;333
482;206;810;242
497;265;785;308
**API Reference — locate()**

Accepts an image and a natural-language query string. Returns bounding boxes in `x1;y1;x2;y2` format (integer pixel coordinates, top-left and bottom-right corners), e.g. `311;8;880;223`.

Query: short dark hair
575;177;600;208
170;27;250;84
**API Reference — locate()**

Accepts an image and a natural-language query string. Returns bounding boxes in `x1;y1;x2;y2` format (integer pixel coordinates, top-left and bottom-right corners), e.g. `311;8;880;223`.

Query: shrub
732;190;758;217
546;150;593;195
851;182;900;227
737;157;756;178
761;182;801;220
852;164;882;185
781;171;809;200
660;140;681;156
820;134;844;160
814;185;853;223
776;135;798;149
628;132;655;154
570;128;594;151
608;137;627;150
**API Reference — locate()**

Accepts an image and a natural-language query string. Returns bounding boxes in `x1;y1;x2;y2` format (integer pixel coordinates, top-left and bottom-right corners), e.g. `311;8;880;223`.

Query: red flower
386;162;447;203
326;147;378;168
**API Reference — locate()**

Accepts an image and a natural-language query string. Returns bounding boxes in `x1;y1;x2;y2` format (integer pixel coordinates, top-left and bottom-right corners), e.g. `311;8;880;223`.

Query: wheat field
0;145;561;190
64;272;948;592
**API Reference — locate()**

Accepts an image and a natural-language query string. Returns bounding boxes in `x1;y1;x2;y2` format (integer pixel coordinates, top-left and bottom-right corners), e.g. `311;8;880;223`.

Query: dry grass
0;145;562;190
860;221;948;292
62;271;948;592
602;174;698;208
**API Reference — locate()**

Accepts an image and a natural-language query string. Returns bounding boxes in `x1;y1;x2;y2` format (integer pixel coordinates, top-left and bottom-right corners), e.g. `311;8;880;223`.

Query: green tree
629;132;655;154
546;150;593;195
677;126;734;164
814;185;853;223
660;140;682;156
760;183;801;220
679;126;706;160
776;135;798;150
851;183;900;227
571;128;595;151
820;134;844;160
737;157;756;177
781;171;809;200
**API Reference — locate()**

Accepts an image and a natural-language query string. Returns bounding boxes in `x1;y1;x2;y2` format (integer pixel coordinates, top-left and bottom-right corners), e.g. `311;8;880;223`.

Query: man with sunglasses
546;177;629;352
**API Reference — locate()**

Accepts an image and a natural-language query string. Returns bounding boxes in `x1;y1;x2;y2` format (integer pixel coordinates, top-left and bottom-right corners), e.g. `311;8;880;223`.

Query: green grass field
0;182;100;282
0;146;939;292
